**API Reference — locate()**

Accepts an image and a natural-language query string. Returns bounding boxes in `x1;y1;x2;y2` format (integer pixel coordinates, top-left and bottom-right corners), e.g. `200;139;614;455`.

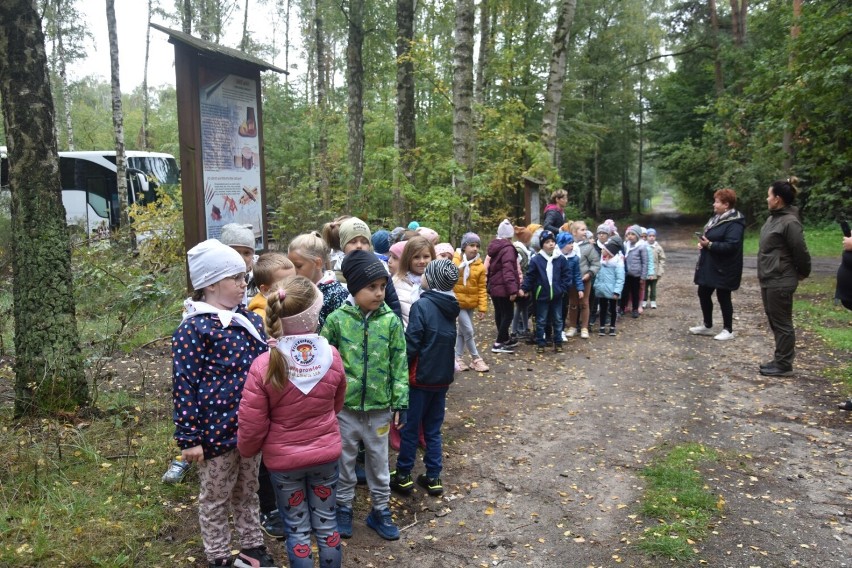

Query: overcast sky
70;1;300;91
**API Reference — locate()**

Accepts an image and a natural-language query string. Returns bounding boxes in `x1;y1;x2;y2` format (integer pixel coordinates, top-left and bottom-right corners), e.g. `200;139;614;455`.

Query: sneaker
209;558;233;567
759;364;793;377
609;327;617;336
554;344;563;353
713;329;734;341
580;328;590;339
491;343;515;353
366;507;400;540
641;301;647;308
390;470;414;495
455;357;469;372
471;357;490;372
598;327;606;336
417;473;444;496
161;457;190;484
260;510;286;539
565;327;577;338
336;505;353;539
535;345;545;354
631;310;639;318
759;360;776;371
650;301;657;309
233;546;277;568
504;337;519;348
838;400;852;411
689;324;715;336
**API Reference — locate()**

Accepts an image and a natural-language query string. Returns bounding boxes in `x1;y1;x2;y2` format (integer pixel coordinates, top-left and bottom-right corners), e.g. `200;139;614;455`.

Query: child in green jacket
320;250;408;541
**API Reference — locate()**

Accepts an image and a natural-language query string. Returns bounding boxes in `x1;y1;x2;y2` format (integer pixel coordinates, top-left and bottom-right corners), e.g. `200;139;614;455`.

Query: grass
0;391;199;567
793;275;852;393
743;224;844;256
637;443;721;562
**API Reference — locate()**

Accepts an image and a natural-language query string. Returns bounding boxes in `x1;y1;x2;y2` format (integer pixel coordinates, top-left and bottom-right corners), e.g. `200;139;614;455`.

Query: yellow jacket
453;251;487;312
247;293;268;328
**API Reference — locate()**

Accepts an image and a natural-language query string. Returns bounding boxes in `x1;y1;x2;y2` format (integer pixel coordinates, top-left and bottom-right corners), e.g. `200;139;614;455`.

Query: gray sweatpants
336;407;392;510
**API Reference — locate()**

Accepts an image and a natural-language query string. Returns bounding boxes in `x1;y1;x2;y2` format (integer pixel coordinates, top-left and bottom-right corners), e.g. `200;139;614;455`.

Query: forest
4;0;852;241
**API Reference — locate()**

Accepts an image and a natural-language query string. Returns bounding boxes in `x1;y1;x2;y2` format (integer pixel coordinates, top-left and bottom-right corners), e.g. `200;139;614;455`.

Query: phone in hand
842;220;851;238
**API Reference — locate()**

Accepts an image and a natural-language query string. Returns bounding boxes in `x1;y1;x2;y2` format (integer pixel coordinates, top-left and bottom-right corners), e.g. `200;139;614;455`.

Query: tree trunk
474;0;491;107
346;0;365;205
395;0;416;222
781;0;801;172
729;0;747;47
284;0;291;84
182;0;192;34
621;160;631;213
0;0;88;416
142;0;153;150
636;71;644;214
55;22;75;150
106;0;133;248
240;0;250;51
593;146;600;220
452;0;475;239
708;0;724;95
315;0;330;209
540;0;578;161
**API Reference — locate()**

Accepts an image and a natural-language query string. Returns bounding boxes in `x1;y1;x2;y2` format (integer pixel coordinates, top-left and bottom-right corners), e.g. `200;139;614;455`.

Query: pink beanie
389;241;406;259
417;227;439;244
434;243;454;257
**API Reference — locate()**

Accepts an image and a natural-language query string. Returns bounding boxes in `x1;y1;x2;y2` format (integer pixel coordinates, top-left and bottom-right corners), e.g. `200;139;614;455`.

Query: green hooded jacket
320;301;409;412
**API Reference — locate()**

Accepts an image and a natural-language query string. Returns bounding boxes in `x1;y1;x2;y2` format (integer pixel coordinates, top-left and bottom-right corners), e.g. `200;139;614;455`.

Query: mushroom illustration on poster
199;72;264;248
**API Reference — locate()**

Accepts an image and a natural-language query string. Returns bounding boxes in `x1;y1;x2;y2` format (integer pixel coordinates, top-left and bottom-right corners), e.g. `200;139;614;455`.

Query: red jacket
237;348;347;471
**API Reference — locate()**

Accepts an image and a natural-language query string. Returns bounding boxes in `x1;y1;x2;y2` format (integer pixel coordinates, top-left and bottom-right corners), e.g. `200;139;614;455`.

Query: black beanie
342;250;388;296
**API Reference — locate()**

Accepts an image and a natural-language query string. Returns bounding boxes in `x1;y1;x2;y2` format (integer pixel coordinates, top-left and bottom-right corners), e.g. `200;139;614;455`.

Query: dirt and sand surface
4;215;850;567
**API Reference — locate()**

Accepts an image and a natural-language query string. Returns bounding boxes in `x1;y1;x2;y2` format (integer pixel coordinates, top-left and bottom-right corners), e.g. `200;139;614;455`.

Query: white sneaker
566;327;577;338
650;301;657;309
580;328;590;339
641;301;647;309
713;329;734;341
689;325;715;336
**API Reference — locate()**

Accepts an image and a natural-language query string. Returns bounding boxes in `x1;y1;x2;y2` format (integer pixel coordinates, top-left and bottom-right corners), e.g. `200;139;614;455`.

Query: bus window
59;157;114;222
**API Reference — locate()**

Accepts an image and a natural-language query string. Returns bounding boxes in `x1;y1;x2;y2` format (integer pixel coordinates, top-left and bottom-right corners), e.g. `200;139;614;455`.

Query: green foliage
128;187;185;272
742;223;848;257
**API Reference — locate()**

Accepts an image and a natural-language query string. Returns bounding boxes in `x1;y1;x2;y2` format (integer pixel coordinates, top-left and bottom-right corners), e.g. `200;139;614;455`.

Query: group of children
172;219;472;568
484;218;666;348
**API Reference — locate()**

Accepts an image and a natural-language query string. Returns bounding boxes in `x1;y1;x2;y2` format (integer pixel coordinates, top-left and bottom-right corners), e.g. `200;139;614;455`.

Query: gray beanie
220;223;255;249
596;224;613;236
424;259;459;292
187;239;246;290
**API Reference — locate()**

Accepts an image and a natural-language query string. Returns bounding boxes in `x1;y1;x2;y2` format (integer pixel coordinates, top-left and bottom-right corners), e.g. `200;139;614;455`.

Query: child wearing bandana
238;275;347;568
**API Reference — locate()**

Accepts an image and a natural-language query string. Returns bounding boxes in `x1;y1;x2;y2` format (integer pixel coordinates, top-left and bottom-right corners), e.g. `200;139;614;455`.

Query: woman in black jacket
542;189;568;234
690;188;746;341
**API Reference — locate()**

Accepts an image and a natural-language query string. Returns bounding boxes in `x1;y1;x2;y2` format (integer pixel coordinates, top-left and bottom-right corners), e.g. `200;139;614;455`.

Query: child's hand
393;410;407;429
182;445;204;464
613;293;619;299
476;311;486;320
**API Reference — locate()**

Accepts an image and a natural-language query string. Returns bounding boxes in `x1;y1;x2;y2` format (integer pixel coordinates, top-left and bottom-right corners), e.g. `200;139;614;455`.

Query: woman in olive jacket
691;188;746;341
757;178;811;377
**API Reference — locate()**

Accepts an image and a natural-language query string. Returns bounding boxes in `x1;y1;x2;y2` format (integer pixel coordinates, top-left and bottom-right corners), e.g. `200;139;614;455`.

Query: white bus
1;147;180;238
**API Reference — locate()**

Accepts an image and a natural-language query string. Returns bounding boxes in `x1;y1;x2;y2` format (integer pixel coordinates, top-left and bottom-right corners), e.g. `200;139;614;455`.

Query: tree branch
626;43;712;68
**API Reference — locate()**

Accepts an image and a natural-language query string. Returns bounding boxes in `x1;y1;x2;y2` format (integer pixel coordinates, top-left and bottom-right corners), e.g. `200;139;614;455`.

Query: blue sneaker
366;507;400;540
336;505;353;539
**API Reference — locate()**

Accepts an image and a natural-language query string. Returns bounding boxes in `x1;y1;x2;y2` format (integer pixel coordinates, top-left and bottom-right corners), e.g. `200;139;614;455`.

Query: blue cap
371;229;390;253
556;231;574;248
646;228;657;236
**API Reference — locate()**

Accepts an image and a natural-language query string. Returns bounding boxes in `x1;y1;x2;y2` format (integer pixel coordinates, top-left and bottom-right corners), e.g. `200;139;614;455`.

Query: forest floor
4;217;850;568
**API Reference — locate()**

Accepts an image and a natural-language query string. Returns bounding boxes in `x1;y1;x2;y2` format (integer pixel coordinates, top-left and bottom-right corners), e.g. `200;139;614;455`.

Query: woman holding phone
690;188;746;341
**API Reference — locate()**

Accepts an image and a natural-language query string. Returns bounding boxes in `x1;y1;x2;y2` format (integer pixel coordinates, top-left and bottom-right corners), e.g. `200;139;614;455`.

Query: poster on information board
199;72;264;248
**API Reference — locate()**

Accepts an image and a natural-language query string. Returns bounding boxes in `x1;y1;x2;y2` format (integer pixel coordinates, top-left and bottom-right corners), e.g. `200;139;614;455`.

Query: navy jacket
522;251;582;301
695;210;746;291
406;290;460;389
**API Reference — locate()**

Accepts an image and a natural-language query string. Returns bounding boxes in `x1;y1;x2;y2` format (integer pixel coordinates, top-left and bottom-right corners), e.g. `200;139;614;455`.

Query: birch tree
395;0;415;221
106;0;131;247
540;0;577;161
0;0;88;415
345;0;365;202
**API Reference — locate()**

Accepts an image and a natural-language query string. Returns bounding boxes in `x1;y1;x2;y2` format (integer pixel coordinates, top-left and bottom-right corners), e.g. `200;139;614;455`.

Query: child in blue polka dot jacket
171;239;277;568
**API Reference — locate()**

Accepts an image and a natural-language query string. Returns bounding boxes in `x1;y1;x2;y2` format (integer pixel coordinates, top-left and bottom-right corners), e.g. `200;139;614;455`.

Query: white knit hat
497;219;514;239
219;223;255;249
187;239;247;290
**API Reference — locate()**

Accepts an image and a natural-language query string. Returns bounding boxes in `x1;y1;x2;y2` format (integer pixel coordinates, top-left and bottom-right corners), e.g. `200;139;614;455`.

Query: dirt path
343;222;851;567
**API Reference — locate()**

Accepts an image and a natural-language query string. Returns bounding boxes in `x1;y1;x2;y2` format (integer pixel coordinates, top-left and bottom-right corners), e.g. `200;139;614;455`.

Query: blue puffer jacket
406;290;460;389
594;256;625;299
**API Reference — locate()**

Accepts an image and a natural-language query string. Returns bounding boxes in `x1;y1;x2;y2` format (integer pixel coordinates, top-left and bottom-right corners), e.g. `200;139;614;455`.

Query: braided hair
264;275;320;390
